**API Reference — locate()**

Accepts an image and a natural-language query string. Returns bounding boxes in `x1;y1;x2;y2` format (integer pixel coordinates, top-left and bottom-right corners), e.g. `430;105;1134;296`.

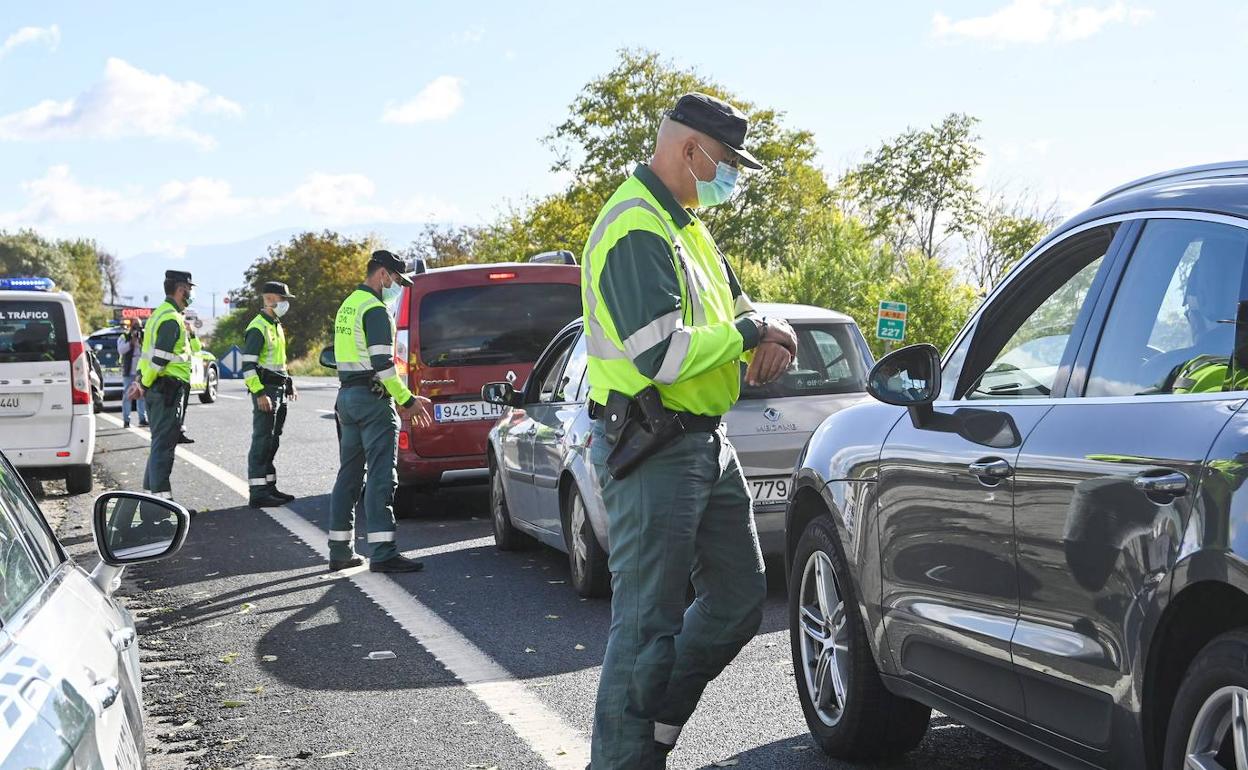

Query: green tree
0;230;74;293
60;238;110;332
223;231;376;359
403;223;481;269
965;192;1060;293
841;113;984;262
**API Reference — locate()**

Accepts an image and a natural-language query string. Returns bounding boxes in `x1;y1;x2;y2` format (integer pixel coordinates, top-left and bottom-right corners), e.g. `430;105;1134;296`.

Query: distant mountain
118;222;449;318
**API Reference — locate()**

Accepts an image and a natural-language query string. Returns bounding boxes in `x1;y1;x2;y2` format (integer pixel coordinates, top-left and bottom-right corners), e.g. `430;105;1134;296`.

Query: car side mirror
867;344;942;426
319;345;336;370
93;492;190;566
482;381;520;408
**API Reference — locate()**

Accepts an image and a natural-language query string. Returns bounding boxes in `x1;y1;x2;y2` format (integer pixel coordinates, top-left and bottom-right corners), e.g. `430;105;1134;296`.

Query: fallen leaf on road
204;622;224;629
221;700;246;708
238;603;255;615
789;745;811;751
574;644;586;651
711;759;739;767
545;614;559;620
317;750;354;759
212;682;226;689
247;686;265;694
219;652;239;664
205;571;220;577
261;655;278;662
547;580;565;585
174;720;196;730
220;736;247;745
524;647;536;653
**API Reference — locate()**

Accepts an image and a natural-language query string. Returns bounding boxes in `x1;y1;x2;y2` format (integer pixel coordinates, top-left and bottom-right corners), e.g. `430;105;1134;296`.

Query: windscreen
739;323;868;399
0;300;69;363
90;333;122;368
418;283;582;367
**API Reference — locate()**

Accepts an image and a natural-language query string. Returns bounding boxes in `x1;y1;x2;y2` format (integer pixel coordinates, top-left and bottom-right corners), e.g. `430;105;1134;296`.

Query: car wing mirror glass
482;381;519;408
867;344;942;426
93;492;190;566
319;345;336;370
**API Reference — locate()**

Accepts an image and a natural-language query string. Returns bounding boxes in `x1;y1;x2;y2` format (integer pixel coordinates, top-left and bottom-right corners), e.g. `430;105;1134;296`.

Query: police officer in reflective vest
127;269;200;508
241;281;297;508
583;93;797;768
327;250;433;573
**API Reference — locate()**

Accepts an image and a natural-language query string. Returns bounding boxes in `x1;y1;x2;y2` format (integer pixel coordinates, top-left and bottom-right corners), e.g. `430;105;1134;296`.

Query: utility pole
211;291;217;318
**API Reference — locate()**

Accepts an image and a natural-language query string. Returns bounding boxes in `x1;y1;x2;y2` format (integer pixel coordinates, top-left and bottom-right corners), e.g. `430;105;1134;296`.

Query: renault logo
763;407;781;423
506;370;517;384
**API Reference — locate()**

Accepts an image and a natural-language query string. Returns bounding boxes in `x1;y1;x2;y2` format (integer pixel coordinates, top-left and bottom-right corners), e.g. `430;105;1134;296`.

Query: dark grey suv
785;162;1248;770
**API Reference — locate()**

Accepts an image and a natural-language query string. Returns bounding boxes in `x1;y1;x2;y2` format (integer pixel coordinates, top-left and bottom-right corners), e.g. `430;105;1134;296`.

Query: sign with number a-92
876;300;908;342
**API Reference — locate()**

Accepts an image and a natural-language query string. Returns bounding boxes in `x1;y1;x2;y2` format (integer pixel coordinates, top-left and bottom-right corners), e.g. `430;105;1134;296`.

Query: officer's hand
405;396;434;429
761;318;798;355
126;380;144;402
747;342;793;386
289;384;299;401
256;394;273;413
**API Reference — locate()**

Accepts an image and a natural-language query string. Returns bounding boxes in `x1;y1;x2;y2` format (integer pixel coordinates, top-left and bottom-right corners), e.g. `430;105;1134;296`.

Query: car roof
754;302;854;323
1039;162;1248;253
420;262;579;276
0;289;75;303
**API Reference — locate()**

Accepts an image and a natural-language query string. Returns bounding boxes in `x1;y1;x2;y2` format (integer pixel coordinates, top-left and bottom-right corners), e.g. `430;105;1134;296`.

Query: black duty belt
588;399;720;433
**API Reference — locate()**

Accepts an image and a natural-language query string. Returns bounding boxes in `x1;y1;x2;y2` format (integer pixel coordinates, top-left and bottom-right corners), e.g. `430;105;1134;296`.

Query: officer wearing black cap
128;269;201;509
241;280;297;508
326;250;433;573
581;93;796;768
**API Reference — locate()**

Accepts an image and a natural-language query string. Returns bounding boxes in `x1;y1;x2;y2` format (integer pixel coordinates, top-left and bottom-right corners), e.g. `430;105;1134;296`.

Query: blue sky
0;0;1244;273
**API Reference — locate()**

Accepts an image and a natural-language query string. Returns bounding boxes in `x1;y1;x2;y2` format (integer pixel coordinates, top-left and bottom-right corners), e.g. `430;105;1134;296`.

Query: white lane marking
217;394;244;400
316;409;335;414
95;413;590;769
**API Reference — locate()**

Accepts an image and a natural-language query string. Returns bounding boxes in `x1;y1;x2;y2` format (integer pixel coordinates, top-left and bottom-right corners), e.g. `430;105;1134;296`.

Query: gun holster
604;387;685;480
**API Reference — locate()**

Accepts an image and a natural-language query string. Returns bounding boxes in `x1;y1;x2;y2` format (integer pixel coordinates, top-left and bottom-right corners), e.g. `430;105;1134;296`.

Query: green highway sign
876;300;908;342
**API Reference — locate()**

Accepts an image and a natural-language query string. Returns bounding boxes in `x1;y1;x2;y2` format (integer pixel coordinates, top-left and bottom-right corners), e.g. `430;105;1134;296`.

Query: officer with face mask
241;281;297;508
326;251;434;573
582;93;798;768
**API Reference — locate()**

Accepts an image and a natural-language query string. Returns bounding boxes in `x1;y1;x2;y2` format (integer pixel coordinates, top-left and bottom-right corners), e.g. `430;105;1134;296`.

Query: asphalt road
46;377;1050;770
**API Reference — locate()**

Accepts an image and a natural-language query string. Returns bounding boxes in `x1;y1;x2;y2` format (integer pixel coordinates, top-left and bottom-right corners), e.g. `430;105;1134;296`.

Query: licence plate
434;400;506;423
749;476;791;505
0;394;23;412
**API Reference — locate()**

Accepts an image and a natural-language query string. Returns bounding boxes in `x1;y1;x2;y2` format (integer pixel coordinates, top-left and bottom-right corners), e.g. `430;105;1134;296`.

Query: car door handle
111;628;135;652
968;458;1012;480
1134;471;1189;496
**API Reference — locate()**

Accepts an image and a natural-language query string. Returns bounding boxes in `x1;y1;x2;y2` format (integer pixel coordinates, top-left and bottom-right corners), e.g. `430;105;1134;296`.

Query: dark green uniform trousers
247;385;287;502
327;386;400;562
143;379;187;497
589;423;766;769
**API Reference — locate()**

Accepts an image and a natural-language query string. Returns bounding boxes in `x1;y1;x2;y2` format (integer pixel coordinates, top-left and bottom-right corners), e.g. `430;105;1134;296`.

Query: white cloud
453;26;484;45
381;75;464;124
1;24;60;58
0;57;242;149
0;166;457;230
932;0;1154;45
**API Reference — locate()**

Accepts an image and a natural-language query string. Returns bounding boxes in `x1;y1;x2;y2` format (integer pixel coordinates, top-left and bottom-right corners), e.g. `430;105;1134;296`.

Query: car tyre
198;365;219;403
563;484;610;598
1163;629;1248;770
790;515;929;760
489;461;532;551
66;465;93;495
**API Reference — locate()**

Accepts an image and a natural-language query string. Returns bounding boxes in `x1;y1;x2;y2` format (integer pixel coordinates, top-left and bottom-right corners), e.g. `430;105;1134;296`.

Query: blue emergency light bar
0;276;55;291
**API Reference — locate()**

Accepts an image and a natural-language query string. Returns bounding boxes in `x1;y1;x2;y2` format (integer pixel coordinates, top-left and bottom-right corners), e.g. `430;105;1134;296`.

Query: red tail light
68;341;90;405
398;431;410;451
396;287;410;328
488;272;516;281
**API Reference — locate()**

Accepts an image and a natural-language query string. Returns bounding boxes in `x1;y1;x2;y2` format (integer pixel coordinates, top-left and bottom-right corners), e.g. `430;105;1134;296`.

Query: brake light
488;272;516;281
398;431;410;450
56;451;70;457
396;287;410;328
68;341;90;405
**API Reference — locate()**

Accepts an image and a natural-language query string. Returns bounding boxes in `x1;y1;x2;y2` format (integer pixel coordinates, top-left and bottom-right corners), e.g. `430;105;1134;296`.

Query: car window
0;503;45;624
739;323;869;399
0;301;69;363
563;334;590;404
961;225;1117;400
90;333;122;369
528;334;576;404
418;283;582;368
0;460;61;574
1086;219;1248;397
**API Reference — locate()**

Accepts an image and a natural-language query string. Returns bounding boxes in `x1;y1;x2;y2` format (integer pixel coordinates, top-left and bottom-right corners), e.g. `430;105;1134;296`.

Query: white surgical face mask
382;275;404;306
273;300;290;317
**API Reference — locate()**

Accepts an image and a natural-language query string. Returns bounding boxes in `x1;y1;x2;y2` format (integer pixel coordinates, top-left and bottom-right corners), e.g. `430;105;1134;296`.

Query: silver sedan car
0;450;189;769
483;303;873;597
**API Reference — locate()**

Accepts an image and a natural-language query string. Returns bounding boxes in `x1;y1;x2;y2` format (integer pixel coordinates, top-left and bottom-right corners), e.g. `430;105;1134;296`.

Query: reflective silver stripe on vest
583;197;705;361
734;293;755;318
368;344;392;357
143;348;185;363
654;329;692;385
367;531;396;543
622;309;682;359
328;529;353;541
258;365;288;376
337;361;371;371
376;366;398;381
242;354;259;363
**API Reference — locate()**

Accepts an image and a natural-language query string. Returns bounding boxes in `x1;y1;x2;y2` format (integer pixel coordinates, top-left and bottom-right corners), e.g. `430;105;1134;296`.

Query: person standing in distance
326;250;434;573
582;93;797;768
116;320;147;427
241;281;298;508
127;270;201;510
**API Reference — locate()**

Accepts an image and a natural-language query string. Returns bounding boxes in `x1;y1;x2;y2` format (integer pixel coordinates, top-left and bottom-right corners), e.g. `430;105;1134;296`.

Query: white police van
0;277;96;494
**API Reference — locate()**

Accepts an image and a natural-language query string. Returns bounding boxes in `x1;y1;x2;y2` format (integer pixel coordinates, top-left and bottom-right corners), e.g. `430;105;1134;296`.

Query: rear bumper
755;507;785;558
6;414;95;472
396;448;488;486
